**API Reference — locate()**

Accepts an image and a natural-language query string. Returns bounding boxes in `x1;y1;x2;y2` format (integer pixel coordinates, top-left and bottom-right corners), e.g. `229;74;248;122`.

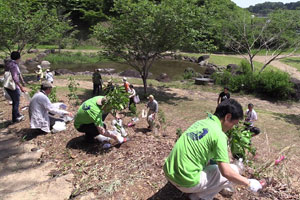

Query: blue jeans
5;88;21;122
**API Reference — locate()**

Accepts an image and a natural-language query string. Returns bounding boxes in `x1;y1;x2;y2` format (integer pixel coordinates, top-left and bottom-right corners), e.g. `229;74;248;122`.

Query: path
0;88;74;200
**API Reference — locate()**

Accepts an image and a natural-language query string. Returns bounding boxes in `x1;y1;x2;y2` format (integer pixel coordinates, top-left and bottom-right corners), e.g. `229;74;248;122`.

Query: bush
212;61;294;100
182;71;194;80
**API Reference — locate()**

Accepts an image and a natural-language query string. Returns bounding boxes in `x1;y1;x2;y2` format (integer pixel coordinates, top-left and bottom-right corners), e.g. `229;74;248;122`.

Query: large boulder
204;63;219;75
156;73;170;82
25;58;39;69
197;55;210;63
27;49;39;54
98;68;116;74
54;69;74;76
19;65;29;74
36;53;47;61
41;60;51;69
226;64;239;73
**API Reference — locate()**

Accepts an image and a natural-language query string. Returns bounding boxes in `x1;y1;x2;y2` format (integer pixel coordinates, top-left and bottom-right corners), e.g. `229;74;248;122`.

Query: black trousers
93;83;102;96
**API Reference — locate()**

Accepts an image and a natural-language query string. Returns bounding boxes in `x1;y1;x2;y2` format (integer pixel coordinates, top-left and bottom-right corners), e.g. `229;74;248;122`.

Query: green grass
280;57;300;72
44;52;101;64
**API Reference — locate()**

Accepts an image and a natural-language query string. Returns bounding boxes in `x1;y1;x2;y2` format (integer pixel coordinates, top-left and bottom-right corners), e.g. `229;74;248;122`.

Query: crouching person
29;81;72;133
74;96;128;144
146;94;158;131
163;99;262;200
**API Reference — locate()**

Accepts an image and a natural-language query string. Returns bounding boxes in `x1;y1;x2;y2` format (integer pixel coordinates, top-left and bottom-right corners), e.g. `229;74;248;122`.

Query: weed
67;77;80;105
176;128;183;137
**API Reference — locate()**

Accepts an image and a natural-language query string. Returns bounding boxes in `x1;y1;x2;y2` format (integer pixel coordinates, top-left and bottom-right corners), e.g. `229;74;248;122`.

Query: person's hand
248;179;262;192
20;86;26;93
66;112;74;117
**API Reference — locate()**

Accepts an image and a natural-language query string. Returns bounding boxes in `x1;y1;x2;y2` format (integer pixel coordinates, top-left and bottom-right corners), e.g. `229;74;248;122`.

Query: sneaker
15;115;25;122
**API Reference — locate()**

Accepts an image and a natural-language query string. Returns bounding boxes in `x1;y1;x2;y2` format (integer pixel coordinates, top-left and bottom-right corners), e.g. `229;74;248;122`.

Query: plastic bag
133;95;140;104
52;121;66;133
142;109;147;118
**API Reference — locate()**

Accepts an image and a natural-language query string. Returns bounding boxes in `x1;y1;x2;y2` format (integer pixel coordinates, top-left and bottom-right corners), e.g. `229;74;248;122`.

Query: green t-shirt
74;96;104;129
163;114;229;188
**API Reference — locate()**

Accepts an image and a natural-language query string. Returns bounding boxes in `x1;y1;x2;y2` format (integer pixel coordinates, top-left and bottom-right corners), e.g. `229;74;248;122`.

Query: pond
51;60;205;81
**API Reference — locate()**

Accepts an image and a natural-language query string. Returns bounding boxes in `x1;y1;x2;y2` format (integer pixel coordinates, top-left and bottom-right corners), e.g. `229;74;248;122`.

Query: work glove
248;179;262;192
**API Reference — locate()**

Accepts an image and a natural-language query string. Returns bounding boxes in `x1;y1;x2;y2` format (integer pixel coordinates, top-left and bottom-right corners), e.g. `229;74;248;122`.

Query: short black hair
11;51;21;60
214;99;243;120
248;103;254;108
224;86;229;90
129;84;134;88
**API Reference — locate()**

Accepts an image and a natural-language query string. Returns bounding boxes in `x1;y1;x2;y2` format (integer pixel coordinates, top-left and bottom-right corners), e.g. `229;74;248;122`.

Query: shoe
15;115;25;122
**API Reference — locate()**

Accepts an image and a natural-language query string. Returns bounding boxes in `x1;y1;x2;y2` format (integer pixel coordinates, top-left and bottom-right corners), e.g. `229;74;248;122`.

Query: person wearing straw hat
146;94;158;131
74;96;128;144
29;81;72;133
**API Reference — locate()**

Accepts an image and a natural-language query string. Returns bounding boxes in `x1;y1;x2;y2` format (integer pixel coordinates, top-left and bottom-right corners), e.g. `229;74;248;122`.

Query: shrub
212;61;294;100
182;71;194;80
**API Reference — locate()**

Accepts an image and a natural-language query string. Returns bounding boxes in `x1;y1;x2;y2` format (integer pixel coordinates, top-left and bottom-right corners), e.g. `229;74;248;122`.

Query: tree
0;0;72;54
223;10;300;72
93;0;214;95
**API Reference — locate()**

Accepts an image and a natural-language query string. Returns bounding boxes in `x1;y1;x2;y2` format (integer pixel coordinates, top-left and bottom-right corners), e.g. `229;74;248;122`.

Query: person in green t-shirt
164;99;262;200
74;96;128;144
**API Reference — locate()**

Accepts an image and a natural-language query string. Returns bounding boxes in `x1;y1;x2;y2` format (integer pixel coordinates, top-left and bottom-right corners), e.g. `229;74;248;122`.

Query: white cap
37;65;41;69
122;77;127;81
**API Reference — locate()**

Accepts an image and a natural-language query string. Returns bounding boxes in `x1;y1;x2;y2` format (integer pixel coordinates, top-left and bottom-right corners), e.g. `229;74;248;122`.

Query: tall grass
44;52;100;64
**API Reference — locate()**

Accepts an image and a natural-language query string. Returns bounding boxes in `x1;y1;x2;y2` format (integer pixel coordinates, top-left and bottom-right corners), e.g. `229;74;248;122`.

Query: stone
25;58;39;69
41;60;51;68
54;69;74;76
197;55;210;63
36;53;47;61
156;73;170;82
19;65;28;74
194;78;213;85
27;49;39;54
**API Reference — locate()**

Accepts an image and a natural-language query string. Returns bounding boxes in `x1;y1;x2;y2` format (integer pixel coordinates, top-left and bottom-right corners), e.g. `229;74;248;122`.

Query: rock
54;69;74;76
156;73;170;82
27;49;39;54
75;71;93;75
41;60;51;68
227;64;239;72
204;63;218;75
25;58;39;69
194;78;213;85
119;70;141;78
197;55;210;63
36;53;47;61
98;68;116;74
44;49;51;54
78;192;96;200
199;60;208;66
19;65;29;74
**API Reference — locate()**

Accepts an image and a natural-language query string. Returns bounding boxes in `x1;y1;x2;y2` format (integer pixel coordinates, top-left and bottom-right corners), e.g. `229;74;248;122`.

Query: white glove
248;179;262;192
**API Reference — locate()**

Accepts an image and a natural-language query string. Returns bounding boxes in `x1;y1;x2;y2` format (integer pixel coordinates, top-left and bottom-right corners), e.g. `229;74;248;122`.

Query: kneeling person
74;96;127;144
164;99;262;200
29;82;72;133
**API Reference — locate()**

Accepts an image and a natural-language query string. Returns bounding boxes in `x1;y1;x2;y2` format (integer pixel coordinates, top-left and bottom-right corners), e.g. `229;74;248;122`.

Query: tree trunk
142;75;147;96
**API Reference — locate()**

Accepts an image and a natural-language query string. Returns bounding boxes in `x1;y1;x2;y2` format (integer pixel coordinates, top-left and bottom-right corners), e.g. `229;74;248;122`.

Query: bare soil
1;77;300;200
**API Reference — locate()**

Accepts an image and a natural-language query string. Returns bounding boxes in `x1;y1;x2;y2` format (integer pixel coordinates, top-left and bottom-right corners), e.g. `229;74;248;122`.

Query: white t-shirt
245;109;257;126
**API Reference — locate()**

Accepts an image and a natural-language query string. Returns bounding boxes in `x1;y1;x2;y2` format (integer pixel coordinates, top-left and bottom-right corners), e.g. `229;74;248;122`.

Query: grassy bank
280;57;300;72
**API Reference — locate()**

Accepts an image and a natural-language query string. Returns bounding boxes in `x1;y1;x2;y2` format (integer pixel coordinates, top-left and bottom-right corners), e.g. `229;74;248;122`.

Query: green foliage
48;87;58;102
0;0;71;53
182;71;194;80
212;61;294;99
67;77;80;105
226;123;256;160
29;84;57;102
104;86;129;114
44;52;100;64
129;103;136;115
158;110;166;125
93;0;216;94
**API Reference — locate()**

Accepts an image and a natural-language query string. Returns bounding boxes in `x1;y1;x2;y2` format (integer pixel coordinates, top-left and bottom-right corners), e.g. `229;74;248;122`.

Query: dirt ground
1;76;300;200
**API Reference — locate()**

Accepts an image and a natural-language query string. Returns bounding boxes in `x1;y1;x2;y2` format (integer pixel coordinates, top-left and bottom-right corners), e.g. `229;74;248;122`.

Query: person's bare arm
218;162;249;186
